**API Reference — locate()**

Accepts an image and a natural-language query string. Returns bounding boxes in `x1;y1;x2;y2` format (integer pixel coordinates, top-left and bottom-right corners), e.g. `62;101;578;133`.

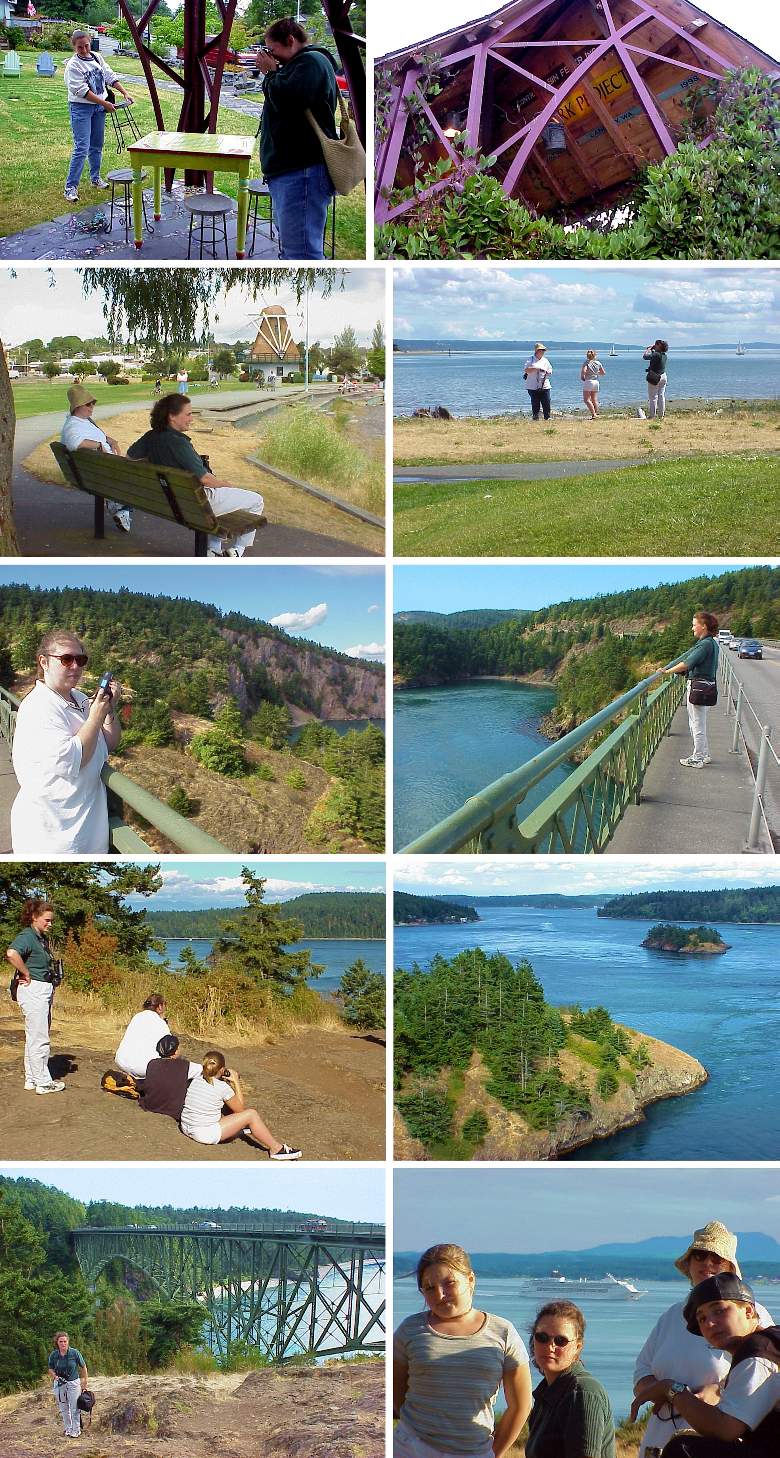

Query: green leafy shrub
284;767;307;790
190;728;246;777
166;784;193;817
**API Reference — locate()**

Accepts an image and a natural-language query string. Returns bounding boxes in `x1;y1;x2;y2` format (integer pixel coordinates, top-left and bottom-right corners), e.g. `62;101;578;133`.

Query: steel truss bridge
74;1225;385;1361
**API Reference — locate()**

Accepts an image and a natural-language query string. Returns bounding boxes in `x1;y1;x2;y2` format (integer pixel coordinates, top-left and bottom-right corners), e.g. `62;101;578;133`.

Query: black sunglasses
50;653;88;667
534;1331;573;1348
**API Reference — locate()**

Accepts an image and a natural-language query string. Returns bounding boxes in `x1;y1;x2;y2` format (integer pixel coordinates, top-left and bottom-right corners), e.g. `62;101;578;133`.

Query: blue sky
0;565;385;660
376;0;780;62
394;266;780;346
394;1168;780;1252
394;562;754;614
119;860;386;910
1;1165;385;1219
395;857;780;898
1;268;385;350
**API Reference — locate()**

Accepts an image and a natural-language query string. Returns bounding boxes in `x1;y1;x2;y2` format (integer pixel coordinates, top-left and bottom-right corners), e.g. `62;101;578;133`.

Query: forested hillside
599;887;780;923
394;891;479;924
147;892;386;940
394;566;779;727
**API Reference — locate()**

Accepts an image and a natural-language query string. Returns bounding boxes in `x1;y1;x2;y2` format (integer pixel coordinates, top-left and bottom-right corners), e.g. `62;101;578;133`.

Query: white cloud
269;602;328;631
345;641;385;660
367;603;381;613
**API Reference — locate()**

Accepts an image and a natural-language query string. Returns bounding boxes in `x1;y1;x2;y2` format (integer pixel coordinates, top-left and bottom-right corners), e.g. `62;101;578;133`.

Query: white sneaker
36;1080;66;1094
91;176;110;189
679;756;705;768
64;187;79;202
112;508;132;532
24;1080;36;1091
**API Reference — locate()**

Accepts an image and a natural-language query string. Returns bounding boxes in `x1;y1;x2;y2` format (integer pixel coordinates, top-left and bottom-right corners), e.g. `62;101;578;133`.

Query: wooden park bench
50;441;267;556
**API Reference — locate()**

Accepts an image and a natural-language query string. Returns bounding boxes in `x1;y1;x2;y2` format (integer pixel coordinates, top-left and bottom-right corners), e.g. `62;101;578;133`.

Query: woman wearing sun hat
60;381;132;534
522;343;553;421
631;1222;773;1457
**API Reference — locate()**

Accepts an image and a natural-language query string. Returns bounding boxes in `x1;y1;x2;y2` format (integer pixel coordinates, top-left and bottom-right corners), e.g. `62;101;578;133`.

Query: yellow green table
127;132;256;258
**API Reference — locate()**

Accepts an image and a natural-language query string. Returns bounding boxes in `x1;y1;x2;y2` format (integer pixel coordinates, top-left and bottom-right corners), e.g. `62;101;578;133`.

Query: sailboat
609;344;617;356
736;342;746;356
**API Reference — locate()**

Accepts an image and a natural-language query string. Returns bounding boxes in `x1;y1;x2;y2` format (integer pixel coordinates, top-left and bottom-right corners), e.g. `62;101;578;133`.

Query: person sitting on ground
180;1050;301;1159
127;394;265;557
114;994;172;1083
60;383;132;534
140;1033;202;1121
649;1273;780;1458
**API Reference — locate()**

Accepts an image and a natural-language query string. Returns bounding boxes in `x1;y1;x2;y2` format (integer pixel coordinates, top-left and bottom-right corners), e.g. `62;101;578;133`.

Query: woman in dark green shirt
659;610;720;768
48;1331;88;1438
526;1301;615;1458
6;898;65;1095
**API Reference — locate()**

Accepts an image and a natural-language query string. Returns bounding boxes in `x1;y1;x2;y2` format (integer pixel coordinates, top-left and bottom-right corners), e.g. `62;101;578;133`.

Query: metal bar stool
107;168;152;244
246;179;275;257
108;99;141;154
185;193;233;260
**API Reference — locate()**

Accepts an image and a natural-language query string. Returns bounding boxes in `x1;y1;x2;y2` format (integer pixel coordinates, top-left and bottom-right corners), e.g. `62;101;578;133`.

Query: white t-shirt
181;1075;234;1131
523;356;552;391
115;1010;171;1078
719;1354;780;1429
64;51;117;104
634;1299;774;1456
61;413;114;454
11;681;109;854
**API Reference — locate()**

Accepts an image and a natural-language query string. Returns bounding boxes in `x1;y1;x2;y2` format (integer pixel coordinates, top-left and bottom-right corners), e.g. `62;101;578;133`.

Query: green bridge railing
401;649;699;855
0;683;227;854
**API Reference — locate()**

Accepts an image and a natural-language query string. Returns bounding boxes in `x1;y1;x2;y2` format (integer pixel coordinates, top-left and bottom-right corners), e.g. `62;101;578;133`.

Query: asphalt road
724;641;780;845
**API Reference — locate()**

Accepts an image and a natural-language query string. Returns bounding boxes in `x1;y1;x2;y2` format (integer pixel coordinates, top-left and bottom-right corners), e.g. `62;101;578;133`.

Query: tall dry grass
258;406;384;516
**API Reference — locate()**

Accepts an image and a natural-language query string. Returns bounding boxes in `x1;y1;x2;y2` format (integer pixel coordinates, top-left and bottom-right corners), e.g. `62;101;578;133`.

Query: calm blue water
393;348;780;416
213;1261;385;1359
394;905;780;1160
394;681;571;848
392;1277;777;1420
288;716;385;745
150;937;386;994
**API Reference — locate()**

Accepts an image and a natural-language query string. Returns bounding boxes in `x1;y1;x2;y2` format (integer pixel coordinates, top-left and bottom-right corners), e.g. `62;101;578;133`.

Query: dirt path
0;1362;384;1458
0;1004;385;1161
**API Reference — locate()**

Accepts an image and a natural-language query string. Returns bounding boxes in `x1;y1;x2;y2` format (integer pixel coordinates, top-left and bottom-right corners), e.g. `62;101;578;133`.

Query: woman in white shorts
580;349;605;419
180;1050;301;1159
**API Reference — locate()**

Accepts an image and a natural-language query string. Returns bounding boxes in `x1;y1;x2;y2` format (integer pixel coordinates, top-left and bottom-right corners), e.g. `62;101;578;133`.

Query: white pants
647;372;667;418
395;1421;492;1457
206;485;265;555
17;979;54;1087
687;692;710;761
54;1378;81;1437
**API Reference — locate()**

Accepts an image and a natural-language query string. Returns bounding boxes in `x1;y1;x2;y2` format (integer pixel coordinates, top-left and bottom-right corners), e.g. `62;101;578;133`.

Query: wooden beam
530;145;569;203
466;42;489;148
558;44;641;170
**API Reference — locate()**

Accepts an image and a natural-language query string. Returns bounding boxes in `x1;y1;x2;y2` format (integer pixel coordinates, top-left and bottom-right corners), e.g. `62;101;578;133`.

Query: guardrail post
633;693;647;804
722;654;732;716
730;683;743;754
745;726;771;852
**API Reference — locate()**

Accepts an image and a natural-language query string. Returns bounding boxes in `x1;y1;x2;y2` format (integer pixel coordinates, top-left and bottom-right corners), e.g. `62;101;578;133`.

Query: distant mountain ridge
394;340;780;352
395;1233;780;1278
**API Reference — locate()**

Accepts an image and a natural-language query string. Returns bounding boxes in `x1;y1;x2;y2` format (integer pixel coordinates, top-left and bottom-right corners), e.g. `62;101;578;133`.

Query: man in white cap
522;342;553;421
60;383;132;534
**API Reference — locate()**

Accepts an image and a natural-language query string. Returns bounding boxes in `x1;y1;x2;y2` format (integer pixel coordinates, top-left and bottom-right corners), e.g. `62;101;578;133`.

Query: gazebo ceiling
375;0;780;222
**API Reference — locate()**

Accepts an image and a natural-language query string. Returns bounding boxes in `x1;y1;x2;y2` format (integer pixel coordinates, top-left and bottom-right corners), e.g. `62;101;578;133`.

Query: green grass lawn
11;376;264;418
0;51;365;256
393;453;780;557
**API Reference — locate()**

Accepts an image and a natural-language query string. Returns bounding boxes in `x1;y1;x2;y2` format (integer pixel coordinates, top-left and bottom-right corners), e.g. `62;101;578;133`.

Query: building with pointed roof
247;306;302;384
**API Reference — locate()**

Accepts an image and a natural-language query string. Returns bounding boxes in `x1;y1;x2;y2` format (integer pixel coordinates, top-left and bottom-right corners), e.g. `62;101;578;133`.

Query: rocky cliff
221;628;384;720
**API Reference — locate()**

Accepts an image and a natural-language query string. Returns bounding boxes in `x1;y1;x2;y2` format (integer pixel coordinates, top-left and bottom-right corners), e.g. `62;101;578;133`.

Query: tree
43;361;61;379
0;1190;94;1393
139;1300;205;1369
336;959;385;1029
97;359;121;380
249;700;290;749
327;324;361;376
167;784;193;817
0;863;163;961
366;320;385;380
213;867;323;994
212;348;236;377
190;727;246;777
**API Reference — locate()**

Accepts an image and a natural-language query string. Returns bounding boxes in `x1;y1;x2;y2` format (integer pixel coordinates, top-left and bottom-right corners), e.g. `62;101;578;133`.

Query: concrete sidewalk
0;738;16;854
606;697;770;854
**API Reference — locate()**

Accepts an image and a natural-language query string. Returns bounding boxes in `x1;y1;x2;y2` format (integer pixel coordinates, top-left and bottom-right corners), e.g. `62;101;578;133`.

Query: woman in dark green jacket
659;610;720;768
254;17;338;259
526;1302;615;1458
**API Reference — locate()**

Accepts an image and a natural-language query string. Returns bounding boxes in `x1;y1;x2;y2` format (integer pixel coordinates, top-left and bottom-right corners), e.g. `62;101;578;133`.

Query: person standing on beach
523;344;553;421
580;350;605;419
643;340;668;419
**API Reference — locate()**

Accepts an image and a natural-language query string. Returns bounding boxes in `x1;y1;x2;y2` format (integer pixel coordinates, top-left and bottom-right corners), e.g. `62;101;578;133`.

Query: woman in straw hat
630;1222;773;1457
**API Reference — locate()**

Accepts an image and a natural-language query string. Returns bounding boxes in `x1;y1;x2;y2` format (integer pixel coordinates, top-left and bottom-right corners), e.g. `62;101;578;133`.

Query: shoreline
393;396;780;421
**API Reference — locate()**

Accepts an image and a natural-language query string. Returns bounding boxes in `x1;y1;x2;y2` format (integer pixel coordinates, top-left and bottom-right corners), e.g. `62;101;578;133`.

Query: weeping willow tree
0;267;345;556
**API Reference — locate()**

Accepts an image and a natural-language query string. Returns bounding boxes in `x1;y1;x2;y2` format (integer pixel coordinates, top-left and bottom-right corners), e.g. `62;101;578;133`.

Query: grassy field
0;51;366;256
394;404;780;465
13;376;270;418
393;453;780;557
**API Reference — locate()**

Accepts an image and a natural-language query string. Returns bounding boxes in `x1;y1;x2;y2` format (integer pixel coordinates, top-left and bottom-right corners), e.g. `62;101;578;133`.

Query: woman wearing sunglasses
11;629;121;853
526;1302;615;1458
394;1242;532;1456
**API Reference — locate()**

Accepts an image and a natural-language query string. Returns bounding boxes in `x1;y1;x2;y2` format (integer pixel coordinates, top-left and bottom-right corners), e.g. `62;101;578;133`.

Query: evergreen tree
0;1191;93;1393
366;320;385;380
213;868;323;994
337;959;385;1029
140;1300;206;1369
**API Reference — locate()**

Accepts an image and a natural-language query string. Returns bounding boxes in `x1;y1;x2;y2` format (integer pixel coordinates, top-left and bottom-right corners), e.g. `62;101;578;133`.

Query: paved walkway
395;458;645;483
0;738;15;854
11;388;379;557
606;697;771;854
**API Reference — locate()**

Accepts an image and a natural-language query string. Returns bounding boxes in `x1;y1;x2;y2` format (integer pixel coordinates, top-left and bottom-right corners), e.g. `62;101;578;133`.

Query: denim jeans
267;161;334;259
528;387;551;420
66;102;106;190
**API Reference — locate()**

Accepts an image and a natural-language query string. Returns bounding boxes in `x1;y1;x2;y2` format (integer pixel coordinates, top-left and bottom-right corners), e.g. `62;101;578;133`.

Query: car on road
717;629;732;643
738;639;763;659
727;635;740;649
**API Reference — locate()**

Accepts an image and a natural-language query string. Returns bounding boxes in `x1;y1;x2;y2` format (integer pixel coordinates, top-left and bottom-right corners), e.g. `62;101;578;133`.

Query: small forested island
394;948;706;1162
642;923;730;955
600;887;780;924
394;891;479;925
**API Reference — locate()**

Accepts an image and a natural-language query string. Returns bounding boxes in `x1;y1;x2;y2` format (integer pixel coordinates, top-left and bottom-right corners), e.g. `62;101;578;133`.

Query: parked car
738;639;763;659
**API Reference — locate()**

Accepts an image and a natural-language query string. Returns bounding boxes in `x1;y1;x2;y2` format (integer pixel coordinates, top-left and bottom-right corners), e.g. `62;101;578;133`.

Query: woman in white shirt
180;1050;301;1160
580;350;606;419
60;382;132;534
115;995;172;1079
522;343;553;421
631;1221;773;1457
63;30;134;203
11;629;121;854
